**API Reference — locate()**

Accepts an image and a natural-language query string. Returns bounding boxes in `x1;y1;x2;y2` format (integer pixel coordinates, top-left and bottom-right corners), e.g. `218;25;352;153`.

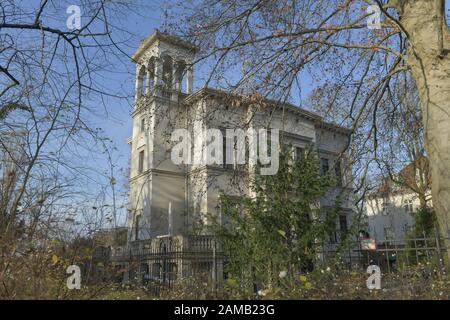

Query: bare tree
376;78;431;209
0;0;147;297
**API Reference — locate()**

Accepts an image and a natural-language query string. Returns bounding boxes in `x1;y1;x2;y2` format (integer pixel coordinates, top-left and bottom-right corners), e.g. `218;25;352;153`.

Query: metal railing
135;85;187;105
110;233;448;295
112;235;222;295
319;233;448;274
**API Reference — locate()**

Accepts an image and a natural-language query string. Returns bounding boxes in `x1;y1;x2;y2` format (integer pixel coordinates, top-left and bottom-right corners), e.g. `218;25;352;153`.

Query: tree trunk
400;0;450;260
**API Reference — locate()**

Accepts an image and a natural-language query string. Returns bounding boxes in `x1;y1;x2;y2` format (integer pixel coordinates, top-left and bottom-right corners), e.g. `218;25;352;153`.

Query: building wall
364;190;432;243
128;34;355;243
130;93;355;240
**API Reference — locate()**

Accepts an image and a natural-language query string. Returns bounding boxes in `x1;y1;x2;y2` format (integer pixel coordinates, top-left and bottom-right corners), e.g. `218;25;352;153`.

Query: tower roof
132;29;198;62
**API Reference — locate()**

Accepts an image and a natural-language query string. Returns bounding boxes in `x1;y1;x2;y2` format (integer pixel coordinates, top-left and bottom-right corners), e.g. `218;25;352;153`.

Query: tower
128;30;196;241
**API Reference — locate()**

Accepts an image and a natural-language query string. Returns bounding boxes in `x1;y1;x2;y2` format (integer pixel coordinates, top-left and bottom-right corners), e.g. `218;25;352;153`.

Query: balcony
111;235;219;262
135;86;189;107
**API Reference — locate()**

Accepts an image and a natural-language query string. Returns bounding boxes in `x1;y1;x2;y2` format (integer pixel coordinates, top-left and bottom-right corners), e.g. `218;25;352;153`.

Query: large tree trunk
399;0;450;260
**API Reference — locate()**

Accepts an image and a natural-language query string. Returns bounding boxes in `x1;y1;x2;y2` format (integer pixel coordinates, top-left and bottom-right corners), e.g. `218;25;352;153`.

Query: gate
112;235;223;295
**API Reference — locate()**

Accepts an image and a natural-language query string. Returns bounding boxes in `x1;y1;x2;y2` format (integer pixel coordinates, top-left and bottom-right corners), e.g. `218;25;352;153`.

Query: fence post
433;223;445;272
423;231;431;261
414;238;419;265
385;241;390;274
212;238;217;294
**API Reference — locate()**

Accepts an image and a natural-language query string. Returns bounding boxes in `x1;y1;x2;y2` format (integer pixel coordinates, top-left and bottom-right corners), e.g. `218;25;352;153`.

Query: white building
364;159;432;245
126;30;355;246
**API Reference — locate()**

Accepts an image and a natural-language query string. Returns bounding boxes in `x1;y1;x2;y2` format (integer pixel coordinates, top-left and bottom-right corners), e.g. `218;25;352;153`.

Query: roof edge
183;87;352;135
132;29;198;62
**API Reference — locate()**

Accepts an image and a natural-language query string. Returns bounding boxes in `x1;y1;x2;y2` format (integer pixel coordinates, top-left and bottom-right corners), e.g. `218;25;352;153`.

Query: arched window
147;57;156;92
162;55;173;90
175;60;186;92
137;65;146;98
134;214;141;240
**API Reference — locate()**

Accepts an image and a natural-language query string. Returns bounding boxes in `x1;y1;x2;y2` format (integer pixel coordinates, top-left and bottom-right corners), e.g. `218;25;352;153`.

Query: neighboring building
0;129;26;179
364;157;432;245
119;30;355;285
92;226;128;266
0;128;26;214
92;226;128;247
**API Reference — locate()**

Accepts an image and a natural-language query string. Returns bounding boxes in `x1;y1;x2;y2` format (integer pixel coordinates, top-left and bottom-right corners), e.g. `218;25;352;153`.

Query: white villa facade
126;30;355;244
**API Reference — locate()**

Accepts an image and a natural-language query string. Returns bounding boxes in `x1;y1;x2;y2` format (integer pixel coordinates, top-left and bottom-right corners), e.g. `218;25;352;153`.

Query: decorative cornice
280;130;314;143
129;168;185;182
317;148;339;156
187;164;248;177
315;121;352;135
132;29;198;62
183;87;351;136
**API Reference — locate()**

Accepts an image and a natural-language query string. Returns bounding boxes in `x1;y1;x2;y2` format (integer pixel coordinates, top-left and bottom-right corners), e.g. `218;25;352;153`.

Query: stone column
186;65;193;94
154;57;162;97
154;57;162;87
172;61;180;91
135;65;142;102
145;66;151;96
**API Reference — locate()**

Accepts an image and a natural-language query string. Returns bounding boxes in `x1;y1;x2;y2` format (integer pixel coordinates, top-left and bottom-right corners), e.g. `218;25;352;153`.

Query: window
219;196;242;230
162;55;173;89
339;214;348;235
222;130;233;170
295;147;304;161
140;118;145;133
138;150;144;173
320;158;329;175
328;230;338;244
134;214;141;241
148;58;155;92
334;159;342;186
138;66;146;98
222;131;227;168
404;199;414;213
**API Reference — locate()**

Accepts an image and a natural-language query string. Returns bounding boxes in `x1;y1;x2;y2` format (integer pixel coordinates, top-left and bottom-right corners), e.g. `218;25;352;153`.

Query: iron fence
319;231;448;274
112;235;224;295
110;233;448;295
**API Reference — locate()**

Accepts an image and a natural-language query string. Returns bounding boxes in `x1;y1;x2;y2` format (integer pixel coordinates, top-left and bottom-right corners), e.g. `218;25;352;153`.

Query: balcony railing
111;235;219;262
136;86;188;106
